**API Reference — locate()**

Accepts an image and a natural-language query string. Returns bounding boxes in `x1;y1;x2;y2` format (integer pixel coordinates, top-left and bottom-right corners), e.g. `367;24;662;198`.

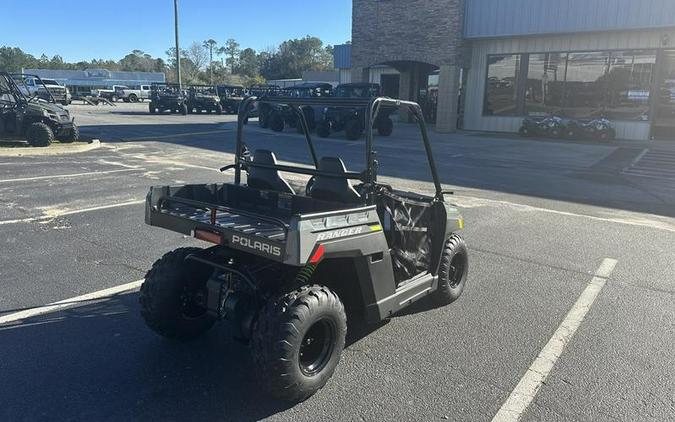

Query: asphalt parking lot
1;102;674;422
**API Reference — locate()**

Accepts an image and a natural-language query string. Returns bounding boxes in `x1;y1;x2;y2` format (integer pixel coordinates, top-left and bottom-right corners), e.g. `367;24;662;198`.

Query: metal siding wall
465;0;675;38
368;66;399;84
463;29;675;140
333;44;352;69
338;69;353;84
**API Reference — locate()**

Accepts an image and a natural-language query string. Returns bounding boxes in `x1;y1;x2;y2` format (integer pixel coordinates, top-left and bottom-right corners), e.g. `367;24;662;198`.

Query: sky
2;0;352;62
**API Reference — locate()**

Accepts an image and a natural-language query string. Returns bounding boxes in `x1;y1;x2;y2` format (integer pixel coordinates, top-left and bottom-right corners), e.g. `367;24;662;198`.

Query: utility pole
173;0;182;91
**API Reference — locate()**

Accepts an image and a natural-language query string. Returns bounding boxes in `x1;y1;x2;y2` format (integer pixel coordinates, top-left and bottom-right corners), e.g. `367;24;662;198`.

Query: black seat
247;150;295;194
310;157;362;203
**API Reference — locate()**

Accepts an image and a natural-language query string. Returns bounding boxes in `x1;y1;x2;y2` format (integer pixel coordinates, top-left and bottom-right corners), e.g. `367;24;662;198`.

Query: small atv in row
217;84;247;114
149;83;188;115
264;83;333;133
187;85;223;114
140;95;469;401
519;115;616;141
0;72;79;147
317;83;395;140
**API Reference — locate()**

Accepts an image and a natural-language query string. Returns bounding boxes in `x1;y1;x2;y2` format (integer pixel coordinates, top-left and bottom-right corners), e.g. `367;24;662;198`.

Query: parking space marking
0;279;144;325
0;168;139;184
491;258;618;422
121;129;232;142
0;199;145;226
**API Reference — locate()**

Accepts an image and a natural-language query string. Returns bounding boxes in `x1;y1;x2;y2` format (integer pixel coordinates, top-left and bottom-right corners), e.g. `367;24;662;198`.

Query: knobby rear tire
140;247;216;340
251;284;347;402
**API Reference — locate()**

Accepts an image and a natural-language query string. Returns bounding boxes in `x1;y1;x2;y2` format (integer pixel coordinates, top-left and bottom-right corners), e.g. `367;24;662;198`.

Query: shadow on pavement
0;291;390;422
77;120;675;218
0;292;292;422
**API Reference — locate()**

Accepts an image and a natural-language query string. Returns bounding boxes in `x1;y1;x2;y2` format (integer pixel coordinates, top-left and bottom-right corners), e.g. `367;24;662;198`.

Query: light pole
173;0;182;91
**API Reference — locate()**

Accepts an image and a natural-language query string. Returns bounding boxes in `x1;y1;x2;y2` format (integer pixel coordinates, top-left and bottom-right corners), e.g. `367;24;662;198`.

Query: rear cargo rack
158;197;289;241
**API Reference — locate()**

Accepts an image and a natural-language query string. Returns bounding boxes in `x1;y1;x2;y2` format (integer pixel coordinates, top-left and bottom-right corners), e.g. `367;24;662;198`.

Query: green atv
0;72;79;147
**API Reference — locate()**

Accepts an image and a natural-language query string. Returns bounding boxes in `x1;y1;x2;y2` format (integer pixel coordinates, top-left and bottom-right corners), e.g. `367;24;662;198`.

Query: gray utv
140;95;469;401
0;72;79;147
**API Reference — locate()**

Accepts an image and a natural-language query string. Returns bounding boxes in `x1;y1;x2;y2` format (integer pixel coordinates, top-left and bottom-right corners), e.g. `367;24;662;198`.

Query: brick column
435;64;459;133
398;68;414;122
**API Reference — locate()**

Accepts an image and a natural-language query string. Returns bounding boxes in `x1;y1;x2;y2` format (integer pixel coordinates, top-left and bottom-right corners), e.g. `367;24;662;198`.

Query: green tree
259;36;334;80
0;46;38;72
236;48;260;78
202;39;218;84
218;39;240;73
165;47;203;84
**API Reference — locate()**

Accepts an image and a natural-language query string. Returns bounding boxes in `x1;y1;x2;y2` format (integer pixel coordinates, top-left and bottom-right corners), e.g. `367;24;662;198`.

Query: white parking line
0;168;138;184
0;199;145;225
492;258;618;422
0;279;144;325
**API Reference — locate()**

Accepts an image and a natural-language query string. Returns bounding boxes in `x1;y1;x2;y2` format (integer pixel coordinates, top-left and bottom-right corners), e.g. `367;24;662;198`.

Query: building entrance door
380;74;400;98
653;50;675;140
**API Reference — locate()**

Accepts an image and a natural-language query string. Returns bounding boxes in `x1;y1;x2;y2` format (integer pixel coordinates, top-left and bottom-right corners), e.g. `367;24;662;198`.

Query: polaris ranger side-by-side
317;83;396;140
1;72;79;147
266;83;333;133
217;84;247;114
186;85;223;114
140;96;469;401
149;83;188;115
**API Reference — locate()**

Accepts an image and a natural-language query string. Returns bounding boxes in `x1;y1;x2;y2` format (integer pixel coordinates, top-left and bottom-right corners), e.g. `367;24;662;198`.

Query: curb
0;139;101;157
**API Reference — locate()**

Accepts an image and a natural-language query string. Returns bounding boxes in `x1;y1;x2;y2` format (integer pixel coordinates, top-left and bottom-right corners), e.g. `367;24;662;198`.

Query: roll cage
233;96;445;203
2;73;57;105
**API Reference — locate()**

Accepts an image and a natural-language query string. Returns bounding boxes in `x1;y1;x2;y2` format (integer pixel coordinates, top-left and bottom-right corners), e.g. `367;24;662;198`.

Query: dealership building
343;0;675;140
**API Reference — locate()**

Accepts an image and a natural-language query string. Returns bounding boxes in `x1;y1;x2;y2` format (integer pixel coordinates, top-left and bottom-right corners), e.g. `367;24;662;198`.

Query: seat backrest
247;149;295;194
310;157;362;203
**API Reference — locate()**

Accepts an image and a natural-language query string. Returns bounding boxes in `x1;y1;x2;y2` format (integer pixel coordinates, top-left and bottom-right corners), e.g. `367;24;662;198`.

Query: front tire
252;285;347;402
149;103;156;114
269;112;285;132
376;117;394;136
259;110;269;128
345;119;363;140
59;124;79;143
26;122;54;147
317;121;331;138
181;104;188;116
432;234;469;306
140;248;216;340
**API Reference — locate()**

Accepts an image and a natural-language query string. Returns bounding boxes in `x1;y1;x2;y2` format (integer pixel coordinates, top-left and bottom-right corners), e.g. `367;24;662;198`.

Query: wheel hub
448;253;467;288
299;319;335;376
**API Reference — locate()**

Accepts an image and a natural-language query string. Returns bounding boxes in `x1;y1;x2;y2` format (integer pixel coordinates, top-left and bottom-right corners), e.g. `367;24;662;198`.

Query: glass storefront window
524;53;567;116
483;49;658;121
484;54;521;116
561;51;610;118
603;50;656;121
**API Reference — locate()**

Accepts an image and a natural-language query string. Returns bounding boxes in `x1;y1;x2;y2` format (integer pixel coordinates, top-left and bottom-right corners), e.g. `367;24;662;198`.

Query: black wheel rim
448;253;466;288
299;319;335;376
179;284;207;320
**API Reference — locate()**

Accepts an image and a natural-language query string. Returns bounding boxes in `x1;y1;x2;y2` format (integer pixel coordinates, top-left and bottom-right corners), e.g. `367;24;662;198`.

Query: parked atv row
149;83;223;115
0;72;79;147
519;116;616;141
259;83;396;140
